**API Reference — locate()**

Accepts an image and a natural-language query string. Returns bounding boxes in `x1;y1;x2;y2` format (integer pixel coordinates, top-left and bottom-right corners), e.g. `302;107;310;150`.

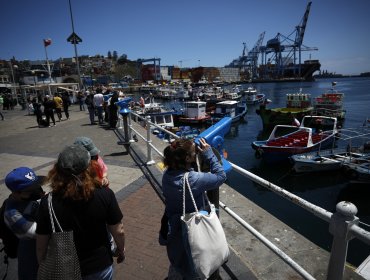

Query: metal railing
119;111;370;280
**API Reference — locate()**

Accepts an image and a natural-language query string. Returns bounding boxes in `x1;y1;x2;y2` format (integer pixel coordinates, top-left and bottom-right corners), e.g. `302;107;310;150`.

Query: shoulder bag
181;172;229;279
38;193;82;280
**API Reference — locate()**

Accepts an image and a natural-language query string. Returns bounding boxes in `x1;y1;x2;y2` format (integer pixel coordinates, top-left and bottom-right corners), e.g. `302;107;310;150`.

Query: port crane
228;31;265;79
259;1;319;79
136;57;161;81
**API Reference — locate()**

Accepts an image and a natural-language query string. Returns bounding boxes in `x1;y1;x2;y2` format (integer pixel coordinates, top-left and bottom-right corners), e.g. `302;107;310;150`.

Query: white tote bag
181;172;229;279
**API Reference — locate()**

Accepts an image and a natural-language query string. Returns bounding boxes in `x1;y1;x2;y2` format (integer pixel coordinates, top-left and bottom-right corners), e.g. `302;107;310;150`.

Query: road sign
67;32;82;44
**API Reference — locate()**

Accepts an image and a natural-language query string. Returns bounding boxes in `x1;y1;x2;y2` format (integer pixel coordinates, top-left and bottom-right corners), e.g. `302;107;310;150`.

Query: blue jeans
82;265;113;280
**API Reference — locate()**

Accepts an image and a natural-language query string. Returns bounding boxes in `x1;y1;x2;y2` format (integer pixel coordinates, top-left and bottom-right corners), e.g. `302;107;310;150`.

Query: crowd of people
2;137;125;280
1;83;231;279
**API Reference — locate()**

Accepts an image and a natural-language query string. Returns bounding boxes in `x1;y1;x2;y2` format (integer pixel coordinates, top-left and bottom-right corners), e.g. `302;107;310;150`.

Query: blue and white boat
207;100;247;125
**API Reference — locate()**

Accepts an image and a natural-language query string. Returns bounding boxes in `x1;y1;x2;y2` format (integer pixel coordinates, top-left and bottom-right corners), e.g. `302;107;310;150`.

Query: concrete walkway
0;105;169;279
0;105;364;280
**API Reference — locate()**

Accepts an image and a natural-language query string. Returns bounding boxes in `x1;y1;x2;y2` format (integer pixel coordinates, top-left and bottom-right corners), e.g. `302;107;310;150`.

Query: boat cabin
286;93;311;108
214;100;239;118
184;101;207;119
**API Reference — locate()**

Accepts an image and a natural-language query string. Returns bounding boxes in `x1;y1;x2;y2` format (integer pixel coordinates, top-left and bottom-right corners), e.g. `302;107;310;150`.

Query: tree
117;54;128;65
112;51;118;61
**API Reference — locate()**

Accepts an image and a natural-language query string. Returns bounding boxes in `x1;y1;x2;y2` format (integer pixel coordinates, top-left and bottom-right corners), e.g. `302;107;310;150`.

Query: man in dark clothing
61;92;71;119
43;96;56;127
108;92;119;128
85;91;96;125
32;98;43;127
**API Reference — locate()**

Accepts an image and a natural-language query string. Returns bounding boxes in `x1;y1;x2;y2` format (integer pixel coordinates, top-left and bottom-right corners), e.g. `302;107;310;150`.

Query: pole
9;61;18;104
68;0;82;89
44;44;52;95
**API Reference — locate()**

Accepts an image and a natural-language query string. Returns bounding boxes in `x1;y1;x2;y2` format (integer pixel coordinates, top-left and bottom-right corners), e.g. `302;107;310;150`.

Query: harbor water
143;77;370;266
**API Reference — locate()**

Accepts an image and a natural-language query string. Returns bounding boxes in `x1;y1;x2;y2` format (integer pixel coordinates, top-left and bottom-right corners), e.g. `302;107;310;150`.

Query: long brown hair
163;139;195;170
46;164;100;200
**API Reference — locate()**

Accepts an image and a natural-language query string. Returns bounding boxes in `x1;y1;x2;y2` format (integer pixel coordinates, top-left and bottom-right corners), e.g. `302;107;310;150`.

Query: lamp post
31;70;37;95
9;62;18;102
68;0;83;89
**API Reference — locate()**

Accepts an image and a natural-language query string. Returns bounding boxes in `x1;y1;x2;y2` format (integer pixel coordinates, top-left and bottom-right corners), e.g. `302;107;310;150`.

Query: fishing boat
313;83;346;124
177;101;210;125
251;116;338;163
131;101;178;129
243;86;265;105
206;100;247;125
256;90;313;130
291;148;367;173
343;156;370;182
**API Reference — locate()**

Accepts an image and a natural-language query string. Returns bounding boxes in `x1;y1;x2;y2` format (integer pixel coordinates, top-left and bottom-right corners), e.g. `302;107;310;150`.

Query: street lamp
9;62;18;101
31;70;37;94
68;0;83;89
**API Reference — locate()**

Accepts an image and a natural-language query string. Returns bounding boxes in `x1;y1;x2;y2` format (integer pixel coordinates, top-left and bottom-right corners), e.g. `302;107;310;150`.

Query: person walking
53;93;63;122
93;91;104;124
43;95;56;127
77;91;85;111
31;98;43;127
108;91;119;129
0;94;4;120
161;138;226;279
85;91;96;125
61;91;71;120
3;167;45;280
36;145;125;279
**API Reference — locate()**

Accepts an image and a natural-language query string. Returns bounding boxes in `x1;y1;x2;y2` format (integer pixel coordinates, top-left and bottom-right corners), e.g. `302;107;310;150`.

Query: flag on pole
43;38;52;47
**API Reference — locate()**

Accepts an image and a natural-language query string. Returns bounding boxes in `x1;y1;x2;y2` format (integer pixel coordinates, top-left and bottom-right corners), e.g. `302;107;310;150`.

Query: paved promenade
0;105;170;279
0;105;365;280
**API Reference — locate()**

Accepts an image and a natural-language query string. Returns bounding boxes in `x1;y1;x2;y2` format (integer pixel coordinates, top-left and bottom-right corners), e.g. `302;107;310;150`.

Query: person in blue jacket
161;138;226;279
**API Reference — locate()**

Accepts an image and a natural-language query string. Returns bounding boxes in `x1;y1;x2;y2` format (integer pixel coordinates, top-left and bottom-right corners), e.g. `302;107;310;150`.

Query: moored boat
243;86;266;105
256;90;313;130
177;101;210;125
291;148;367;173
206;100;247;125
251;116;338;163
313;83;346;124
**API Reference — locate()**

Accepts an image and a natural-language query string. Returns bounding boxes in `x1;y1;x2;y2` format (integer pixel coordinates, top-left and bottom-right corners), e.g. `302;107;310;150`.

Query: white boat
244;86;265;104
207;100;247;125
343;156;370;182
291;148;367;173
203;86;224;102
223;87;242;101
178;101;210;124
132;101;177;128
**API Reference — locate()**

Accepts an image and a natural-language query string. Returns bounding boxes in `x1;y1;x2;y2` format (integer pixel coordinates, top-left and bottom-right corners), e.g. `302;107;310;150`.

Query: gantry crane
227;32;265;79
259;1;318;79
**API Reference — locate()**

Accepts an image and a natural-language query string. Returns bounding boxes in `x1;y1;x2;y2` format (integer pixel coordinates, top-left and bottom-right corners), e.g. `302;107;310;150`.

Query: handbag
38;193;82;280
181;172;229;279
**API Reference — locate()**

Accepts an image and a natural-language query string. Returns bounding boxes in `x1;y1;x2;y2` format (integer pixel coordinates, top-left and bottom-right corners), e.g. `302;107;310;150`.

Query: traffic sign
67;32;82;44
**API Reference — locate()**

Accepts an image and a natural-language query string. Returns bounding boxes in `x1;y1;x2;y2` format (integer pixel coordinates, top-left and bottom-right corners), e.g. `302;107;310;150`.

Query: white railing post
127;112;135;143
327;201;359;280
146;115;155;165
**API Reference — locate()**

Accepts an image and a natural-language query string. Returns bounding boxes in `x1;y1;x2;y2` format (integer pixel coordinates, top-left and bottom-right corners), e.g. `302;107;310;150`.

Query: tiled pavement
0;105;169;280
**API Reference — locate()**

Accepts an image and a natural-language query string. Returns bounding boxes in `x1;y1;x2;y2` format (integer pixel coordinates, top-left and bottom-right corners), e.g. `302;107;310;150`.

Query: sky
1;0;370;75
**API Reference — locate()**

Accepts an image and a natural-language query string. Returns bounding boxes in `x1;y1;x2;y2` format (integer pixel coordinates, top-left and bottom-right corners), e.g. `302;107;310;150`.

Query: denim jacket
161;147;226;277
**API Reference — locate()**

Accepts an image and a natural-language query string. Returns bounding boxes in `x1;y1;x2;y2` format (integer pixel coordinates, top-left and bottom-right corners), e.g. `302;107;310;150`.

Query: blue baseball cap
5;167;43;192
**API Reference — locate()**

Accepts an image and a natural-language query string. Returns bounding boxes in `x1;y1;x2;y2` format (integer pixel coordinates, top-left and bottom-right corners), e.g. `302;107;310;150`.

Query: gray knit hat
74;137;100;157
57;144;91;175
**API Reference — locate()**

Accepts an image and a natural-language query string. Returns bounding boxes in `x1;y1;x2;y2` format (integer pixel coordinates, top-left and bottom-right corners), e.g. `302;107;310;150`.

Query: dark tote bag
38;194;82;280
